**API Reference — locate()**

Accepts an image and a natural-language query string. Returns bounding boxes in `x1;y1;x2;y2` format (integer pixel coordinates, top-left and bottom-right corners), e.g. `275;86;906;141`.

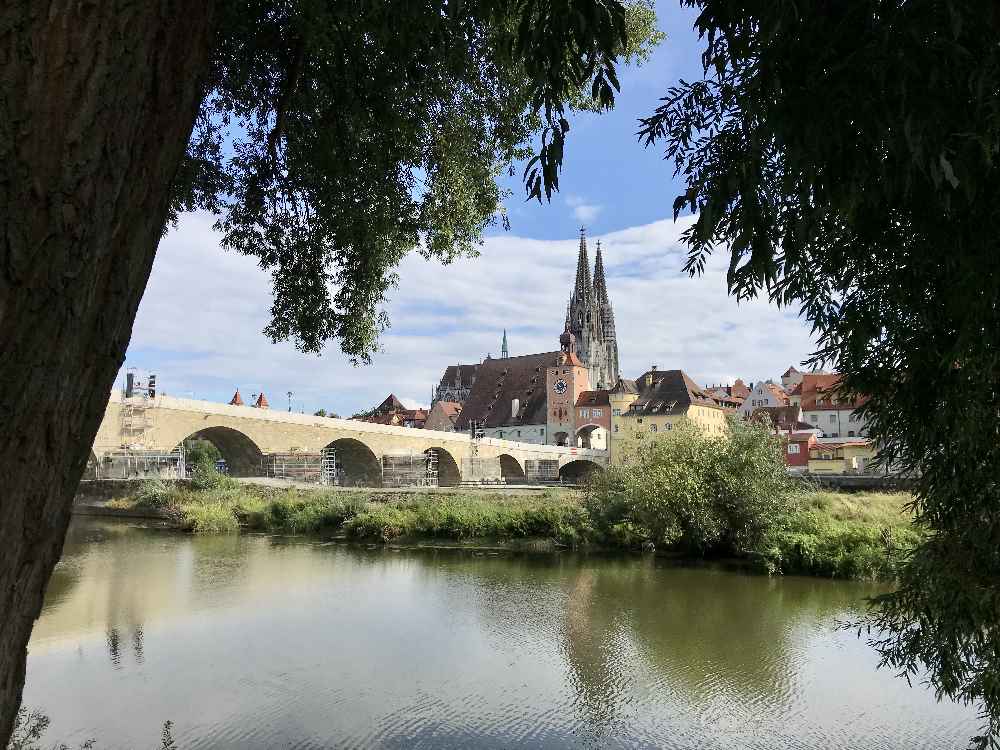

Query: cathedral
564;228;620;390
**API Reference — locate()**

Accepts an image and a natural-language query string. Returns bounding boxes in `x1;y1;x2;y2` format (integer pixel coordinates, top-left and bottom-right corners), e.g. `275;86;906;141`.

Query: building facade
433;363;480;405
565;230;620;390
739;380;790;416
609;367;736;464
790;373;869;438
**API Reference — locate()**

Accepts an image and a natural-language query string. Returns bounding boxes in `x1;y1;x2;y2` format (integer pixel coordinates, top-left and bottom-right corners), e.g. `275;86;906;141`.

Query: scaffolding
321;448;339;485
98;448;185;480
382;450;439;487
525;459;560;483
119;369;157;449
260;452;324;483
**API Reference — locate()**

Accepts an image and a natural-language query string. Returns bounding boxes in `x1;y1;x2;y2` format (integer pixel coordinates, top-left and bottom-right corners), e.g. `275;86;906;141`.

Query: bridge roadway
91;392;607;485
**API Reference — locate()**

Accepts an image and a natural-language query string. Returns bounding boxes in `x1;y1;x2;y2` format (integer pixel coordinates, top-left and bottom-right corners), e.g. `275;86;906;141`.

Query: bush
190;458;236;492
181;502;240;534
135;478;173;508
586;417;795;555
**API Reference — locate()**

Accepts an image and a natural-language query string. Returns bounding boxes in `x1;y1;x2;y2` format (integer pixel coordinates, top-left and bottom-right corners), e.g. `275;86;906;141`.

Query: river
21;517;978;749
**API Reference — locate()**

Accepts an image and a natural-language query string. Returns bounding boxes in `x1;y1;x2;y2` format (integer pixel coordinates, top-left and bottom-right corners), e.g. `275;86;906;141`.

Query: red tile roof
254;392;269;409
576;390;611;407
229;389;244;406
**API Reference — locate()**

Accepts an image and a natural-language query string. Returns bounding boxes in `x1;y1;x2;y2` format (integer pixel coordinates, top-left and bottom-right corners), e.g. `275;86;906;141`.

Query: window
848;430;855;437
829;414;837;424
810;414;818;422
539;428;545;435
592;409;602;418
666;422;672;431
614;424;619;433
498;431;503;438
581;408;589;418
612;408;621;416
788;443;800;455
516;430;521;437
651;423;658;432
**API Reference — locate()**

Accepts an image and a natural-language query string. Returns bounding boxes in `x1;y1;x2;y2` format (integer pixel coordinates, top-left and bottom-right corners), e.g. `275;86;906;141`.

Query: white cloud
565;194;603;225
124;212;815;417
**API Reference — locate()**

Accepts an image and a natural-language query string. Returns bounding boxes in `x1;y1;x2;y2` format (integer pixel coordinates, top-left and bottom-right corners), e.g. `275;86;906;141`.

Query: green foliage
169;0;661;359
343;494;590;545
181;502;240;534
135;478;173;509
639;1;1000;743
189;460;237;492
587;418;794;554
182;439;221;468
7;707;93;750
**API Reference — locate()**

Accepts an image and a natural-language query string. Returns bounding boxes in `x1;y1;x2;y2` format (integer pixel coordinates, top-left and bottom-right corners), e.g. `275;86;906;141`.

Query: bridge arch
559;459;602;483
425;447;461;486
498;454;525;482
325;437;382;487
178;426;264;477
575;424;605;450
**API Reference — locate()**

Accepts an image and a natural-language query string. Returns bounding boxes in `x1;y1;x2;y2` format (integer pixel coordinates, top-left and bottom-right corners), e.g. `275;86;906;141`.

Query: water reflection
23;518;978;750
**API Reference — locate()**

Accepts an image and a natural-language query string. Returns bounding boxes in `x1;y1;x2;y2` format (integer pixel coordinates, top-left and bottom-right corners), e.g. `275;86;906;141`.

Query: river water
22;517;978;749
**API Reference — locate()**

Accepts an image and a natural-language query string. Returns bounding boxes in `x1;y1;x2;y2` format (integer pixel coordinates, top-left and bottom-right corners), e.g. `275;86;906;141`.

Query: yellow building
807;439;877;474
608;367;736;465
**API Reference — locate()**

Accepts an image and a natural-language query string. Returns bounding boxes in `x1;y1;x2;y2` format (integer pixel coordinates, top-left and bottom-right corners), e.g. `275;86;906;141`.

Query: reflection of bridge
91;393;606;485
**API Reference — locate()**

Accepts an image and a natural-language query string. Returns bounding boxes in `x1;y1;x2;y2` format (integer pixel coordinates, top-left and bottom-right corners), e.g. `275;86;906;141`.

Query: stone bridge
90;393;607;485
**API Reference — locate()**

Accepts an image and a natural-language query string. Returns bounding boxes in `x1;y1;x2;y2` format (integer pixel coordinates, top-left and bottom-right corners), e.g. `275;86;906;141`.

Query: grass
106;476;921;580
764;491;923;580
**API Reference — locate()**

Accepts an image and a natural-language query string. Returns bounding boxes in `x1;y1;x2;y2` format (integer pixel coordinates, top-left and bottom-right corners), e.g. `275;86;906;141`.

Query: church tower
565;229;620;389
546;329;592;446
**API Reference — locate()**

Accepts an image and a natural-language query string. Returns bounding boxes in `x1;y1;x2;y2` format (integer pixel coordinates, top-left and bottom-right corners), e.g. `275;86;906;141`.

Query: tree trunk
0;2;216;744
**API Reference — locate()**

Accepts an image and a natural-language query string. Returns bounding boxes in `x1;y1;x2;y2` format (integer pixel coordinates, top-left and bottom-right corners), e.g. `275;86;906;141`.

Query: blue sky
122;2;815;417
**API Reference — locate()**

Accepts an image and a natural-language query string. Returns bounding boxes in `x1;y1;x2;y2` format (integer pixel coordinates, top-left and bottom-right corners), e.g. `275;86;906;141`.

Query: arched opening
553;431;570;447
325;438;382;487
559;459;602;483
575;424;604;450
499;454;525;483
179;426;264;477
82;451;100;480
426;447;461;487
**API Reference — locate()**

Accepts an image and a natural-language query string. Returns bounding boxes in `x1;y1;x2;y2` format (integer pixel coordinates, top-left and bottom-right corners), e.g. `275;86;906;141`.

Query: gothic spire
593;240;609;304
573;226;592;300
501;329;509;359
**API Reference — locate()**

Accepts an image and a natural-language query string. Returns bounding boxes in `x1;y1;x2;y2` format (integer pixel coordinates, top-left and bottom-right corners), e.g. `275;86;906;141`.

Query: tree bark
0;2;216;744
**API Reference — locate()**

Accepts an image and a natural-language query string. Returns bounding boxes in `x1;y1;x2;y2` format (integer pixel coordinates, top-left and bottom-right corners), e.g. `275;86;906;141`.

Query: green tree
587;417;794;553
183;439;222;469
639;1;1000;744
0;1;660;744
313;409;327;418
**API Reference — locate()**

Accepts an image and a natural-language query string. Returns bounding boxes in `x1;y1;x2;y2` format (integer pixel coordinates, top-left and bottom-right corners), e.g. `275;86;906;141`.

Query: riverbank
75;477;920;581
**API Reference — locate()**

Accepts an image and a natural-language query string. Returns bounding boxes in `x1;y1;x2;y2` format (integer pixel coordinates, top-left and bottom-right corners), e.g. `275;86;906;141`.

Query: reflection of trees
406;551;882;741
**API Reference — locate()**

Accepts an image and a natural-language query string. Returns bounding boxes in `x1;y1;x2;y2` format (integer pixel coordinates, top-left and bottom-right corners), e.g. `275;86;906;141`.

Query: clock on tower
545;328;592;446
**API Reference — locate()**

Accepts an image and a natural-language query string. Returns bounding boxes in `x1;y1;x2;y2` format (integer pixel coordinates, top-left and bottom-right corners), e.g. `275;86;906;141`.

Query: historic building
432;363;480;406
565;229;620;390
353;394;427;428
608;367;737;464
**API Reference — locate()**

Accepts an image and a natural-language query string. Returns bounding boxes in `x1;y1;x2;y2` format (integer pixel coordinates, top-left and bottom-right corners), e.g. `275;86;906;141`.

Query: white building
739;380;790;417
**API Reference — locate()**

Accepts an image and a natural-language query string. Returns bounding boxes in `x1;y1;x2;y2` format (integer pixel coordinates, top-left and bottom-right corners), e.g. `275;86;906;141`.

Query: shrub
190;458;236;492
181;502;239;534
586;417;795;555
135;478;173;508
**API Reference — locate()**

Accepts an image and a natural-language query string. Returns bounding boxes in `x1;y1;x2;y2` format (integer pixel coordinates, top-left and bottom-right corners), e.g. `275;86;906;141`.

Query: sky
121;2;816;417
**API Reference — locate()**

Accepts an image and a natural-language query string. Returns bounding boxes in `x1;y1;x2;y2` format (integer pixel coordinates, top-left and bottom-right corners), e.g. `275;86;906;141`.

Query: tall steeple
593;240;608;304
501;329;509;359
573;227;592;301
